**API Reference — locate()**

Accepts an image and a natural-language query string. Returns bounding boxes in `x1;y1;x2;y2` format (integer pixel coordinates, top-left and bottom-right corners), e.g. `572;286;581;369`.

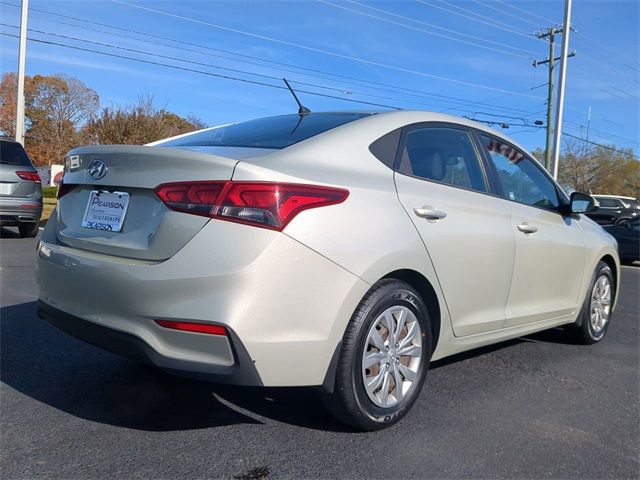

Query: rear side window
158;112;371;149
480;135;560;210
369;128;401;168
0;141;32;166
597;198;621;208
398;127;487;192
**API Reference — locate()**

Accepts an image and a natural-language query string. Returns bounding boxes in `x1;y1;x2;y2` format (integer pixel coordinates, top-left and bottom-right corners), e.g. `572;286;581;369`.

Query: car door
476;133;586;327
393;124;515;337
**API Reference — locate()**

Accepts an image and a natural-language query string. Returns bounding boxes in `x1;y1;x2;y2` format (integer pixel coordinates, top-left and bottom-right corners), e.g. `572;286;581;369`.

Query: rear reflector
15;171;41;183
155;181;349;231
154;319;227;336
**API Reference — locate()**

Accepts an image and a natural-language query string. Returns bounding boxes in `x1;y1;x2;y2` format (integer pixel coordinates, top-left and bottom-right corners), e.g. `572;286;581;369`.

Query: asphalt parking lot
1;228;638;479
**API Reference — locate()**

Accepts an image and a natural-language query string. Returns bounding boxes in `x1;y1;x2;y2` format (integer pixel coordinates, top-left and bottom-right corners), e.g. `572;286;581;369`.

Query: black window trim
368;127;403;171
471;129;571;216
391;121;492;196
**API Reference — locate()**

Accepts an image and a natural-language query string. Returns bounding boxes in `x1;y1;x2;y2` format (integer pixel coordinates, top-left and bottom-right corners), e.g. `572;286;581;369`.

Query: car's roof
152;110;533;159
593;194;637;200
342;109;533;155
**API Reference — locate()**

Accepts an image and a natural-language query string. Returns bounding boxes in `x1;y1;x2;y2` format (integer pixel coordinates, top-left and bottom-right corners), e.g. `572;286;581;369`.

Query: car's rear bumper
37;217;369;386
38;301;263;385
0;198;42;226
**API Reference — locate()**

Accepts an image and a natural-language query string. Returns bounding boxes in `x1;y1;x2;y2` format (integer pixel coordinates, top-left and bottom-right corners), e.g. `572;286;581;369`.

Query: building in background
37;165;64;187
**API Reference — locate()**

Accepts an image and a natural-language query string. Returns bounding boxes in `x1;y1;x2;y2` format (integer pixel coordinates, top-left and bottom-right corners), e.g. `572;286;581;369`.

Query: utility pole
533;26;575;173
15;0;29;145
552;0;574;180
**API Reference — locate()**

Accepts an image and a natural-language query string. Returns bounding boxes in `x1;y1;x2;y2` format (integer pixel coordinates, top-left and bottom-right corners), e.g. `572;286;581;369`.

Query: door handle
517;222;538;234
413;206;447;220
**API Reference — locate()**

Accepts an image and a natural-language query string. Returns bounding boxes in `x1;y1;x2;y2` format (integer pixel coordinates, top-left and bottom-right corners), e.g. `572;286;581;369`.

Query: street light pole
15;0;29;145
551;0;573;180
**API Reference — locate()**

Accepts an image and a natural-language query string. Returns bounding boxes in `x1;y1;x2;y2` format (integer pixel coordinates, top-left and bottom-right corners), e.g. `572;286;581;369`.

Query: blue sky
1;0;638;154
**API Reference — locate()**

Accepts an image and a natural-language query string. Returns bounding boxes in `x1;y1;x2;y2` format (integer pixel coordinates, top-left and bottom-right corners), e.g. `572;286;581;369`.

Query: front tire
567;261;614;344
323;279;431;431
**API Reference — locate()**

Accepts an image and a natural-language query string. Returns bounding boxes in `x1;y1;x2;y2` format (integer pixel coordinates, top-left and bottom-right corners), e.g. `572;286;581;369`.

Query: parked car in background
605;217;639;264
0;139;42;237
587;194;639;226
37;111;619;430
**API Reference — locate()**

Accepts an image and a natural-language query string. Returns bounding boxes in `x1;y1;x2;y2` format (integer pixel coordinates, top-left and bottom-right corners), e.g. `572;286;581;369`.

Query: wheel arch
381;269;442;352
322;268;443;394
600;253;618;297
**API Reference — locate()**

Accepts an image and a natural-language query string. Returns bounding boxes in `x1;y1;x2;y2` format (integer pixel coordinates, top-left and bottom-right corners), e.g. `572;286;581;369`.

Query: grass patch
42;198;57;224
42;186;58;198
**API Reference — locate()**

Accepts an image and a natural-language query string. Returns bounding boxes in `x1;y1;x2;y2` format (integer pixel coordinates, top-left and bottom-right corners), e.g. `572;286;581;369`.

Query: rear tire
566;261;614;344
323;279;431;431
18;222;39;238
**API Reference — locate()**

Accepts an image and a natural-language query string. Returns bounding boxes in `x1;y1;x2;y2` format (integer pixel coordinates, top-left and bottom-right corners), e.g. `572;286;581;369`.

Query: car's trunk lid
56;145;239;261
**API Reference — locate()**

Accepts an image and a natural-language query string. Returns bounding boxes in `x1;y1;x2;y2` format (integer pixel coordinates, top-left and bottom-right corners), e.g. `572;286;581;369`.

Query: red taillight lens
154;319;227;336
155;181;349;231
15;171;41;183
155;181;226;216
57;181;76;199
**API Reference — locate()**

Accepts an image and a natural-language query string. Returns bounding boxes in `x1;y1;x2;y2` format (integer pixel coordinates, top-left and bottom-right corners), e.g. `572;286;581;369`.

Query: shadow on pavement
0;301;352;432
1;301;581;433
0;227;21;239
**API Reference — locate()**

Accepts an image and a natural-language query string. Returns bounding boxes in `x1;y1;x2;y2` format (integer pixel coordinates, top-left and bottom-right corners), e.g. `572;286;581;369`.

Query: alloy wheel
590;275;612;335
361;306;422;408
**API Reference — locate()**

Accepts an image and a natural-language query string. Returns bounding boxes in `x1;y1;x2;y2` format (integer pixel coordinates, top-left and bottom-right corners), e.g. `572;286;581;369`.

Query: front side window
398;127;487;192
480;135;560;210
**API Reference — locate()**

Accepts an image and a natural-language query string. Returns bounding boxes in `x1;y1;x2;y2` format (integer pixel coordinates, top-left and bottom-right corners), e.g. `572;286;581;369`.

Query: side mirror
570;192;596;214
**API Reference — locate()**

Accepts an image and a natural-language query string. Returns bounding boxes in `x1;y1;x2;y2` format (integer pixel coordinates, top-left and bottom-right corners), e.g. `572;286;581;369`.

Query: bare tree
558;138;599;193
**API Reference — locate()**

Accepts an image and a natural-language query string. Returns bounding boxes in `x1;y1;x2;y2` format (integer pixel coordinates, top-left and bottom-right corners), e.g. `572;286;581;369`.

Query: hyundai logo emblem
88;160;108;180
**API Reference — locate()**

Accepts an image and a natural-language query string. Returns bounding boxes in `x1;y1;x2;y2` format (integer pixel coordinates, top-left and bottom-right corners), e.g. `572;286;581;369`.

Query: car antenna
283;78;311;116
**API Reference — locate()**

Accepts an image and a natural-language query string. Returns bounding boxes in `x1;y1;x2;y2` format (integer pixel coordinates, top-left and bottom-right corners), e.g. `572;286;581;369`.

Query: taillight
155;181;349;231
57;181;76;199
154;181;226;216
15;171;41;183
154;319;227;336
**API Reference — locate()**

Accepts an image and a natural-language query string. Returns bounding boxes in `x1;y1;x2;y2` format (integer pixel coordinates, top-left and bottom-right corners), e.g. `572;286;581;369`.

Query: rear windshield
158;112;372;149
0;141;31;166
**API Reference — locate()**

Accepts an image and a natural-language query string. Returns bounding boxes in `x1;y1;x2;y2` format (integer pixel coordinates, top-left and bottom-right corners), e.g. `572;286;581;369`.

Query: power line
416;0;542;42
110;0;544;99
0;1;549;116
0;23;404;100
563;132;640;159
5;22;514;113
572;36;640;72
4;1;633;152
0;32;403;110
491;0;559;26
469;0;544;29
438;0;535;34
320;0;536;58
489;1;637;86
0;20;543;118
